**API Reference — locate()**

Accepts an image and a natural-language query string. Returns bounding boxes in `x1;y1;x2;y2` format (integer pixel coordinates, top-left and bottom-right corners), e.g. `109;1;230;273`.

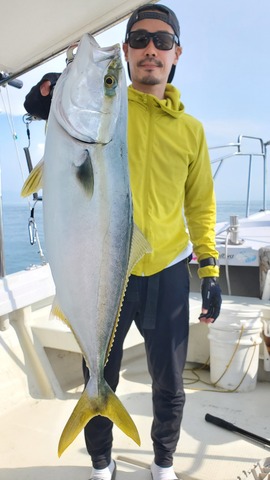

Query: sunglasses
126;30;179;51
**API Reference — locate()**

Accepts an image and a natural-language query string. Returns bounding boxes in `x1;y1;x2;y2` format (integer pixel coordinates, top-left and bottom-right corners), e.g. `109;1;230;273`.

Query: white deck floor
1;289;270;480
0;338;269;480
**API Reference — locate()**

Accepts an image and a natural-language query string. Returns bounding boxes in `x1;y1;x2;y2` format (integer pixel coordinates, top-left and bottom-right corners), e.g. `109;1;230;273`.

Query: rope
184;325;259;393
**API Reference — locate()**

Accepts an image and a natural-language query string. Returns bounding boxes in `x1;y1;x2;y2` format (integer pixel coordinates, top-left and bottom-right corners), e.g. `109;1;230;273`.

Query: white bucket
208;310;262;392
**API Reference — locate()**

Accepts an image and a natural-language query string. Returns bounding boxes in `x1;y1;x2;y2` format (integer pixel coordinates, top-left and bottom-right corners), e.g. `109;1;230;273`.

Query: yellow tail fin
58;379;140;456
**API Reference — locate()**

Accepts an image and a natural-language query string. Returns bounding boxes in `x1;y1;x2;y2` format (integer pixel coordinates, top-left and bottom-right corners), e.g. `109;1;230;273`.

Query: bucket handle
212;325;258;392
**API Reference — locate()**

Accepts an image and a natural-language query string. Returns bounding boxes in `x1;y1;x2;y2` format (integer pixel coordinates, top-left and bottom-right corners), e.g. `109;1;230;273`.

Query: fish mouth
72;136;112;147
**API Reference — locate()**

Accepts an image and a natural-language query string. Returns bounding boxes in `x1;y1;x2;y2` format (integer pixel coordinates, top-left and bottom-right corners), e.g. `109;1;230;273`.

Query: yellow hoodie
128;84;219;279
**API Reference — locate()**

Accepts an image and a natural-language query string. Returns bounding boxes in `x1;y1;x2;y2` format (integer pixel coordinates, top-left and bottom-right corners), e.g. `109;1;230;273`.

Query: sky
0;0;269;205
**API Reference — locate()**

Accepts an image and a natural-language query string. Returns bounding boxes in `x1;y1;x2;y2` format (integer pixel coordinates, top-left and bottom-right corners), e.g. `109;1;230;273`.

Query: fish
21;33;151;456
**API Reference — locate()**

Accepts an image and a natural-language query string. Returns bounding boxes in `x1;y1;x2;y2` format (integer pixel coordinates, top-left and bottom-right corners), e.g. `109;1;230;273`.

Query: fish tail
58;379;140;456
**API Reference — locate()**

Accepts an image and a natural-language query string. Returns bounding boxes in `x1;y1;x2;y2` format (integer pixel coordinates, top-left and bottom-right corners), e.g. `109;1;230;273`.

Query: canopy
0;0;157;83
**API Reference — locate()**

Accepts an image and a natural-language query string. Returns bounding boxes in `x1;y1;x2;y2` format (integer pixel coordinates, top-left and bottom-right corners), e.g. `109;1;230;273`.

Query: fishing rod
205;413;270;449
0;72;23;89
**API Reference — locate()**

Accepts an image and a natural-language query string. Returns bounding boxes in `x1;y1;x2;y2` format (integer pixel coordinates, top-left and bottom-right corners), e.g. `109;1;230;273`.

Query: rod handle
205;413;235;431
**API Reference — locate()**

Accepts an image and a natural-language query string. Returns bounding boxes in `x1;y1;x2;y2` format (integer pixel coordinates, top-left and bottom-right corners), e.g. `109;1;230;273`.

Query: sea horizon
1;198;268;275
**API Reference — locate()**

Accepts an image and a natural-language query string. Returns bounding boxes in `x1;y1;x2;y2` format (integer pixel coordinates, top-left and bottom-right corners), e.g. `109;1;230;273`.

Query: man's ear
173;46;183;65
122;42;128;61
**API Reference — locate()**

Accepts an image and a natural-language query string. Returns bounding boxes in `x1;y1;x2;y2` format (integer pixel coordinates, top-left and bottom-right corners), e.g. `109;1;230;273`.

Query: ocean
2;201;45;275
1;199;266;275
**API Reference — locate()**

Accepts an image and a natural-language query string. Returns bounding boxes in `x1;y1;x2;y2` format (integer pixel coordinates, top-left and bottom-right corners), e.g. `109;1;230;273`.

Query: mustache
137;58;163;68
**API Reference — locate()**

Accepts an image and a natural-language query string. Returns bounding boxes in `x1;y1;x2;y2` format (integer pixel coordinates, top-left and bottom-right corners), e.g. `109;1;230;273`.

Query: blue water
1;199;266;275
2;201;45;275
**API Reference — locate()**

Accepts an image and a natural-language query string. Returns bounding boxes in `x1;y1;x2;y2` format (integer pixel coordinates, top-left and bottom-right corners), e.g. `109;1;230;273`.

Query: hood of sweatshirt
128;84;185;119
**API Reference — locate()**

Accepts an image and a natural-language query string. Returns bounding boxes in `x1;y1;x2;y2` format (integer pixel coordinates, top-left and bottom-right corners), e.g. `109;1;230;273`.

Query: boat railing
209;135;269;217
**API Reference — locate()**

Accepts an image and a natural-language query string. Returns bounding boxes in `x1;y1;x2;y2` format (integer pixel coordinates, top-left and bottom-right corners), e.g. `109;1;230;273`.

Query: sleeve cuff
198;265;220;279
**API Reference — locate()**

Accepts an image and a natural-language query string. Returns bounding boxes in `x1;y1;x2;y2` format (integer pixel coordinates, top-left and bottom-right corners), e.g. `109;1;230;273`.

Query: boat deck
215;210;270;268
1;328;270;480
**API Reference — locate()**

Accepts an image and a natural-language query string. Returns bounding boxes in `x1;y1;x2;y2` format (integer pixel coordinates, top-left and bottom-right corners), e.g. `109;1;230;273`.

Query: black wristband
199;257;219;268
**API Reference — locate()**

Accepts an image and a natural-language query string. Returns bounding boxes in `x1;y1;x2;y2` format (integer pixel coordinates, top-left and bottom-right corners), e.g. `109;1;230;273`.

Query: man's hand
199;277;222;324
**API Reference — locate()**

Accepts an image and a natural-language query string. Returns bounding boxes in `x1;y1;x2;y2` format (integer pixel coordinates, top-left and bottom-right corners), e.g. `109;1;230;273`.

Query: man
83;4;221;480
24;4;221;480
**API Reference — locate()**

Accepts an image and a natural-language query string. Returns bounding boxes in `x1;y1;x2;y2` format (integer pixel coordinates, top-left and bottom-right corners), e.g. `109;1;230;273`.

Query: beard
140;74;161;85
136;58;163;85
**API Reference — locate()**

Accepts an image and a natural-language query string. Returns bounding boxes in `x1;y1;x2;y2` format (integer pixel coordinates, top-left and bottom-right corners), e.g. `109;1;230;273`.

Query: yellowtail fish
21;33;151;456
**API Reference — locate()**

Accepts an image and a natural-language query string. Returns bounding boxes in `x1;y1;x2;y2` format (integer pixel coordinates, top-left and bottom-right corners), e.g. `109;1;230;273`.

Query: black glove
24;72;61;120
199;277;222;321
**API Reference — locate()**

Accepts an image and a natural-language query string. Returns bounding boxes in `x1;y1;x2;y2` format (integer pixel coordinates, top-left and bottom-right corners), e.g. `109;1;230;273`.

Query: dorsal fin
21;158;44;197
105;224;152;363
21;157;44;197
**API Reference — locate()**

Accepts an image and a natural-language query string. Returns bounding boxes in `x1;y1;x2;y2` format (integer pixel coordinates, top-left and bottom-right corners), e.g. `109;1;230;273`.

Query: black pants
83;260;190;469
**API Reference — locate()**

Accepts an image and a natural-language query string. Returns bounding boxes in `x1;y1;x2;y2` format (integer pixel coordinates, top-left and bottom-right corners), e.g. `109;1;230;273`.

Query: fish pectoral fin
58;380;140;457
127;223;152;275
76;149;94;197
21;158;44;197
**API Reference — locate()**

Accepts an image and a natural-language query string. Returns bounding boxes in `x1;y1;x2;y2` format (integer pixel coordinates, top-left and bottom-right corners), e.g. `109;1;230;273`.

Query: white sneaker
90;460;116;480
150;461;178;480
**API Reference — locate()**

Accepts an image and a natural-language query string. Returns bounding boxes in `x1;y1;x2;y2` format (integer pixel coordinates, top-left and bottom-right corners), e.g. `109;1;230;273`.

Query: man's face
123;18;182;93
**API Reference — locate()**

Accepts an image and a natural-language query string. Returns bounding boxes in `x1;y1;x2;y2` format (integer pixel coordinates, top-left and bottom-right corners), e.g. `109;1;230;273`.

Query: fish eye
104;74;117;95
